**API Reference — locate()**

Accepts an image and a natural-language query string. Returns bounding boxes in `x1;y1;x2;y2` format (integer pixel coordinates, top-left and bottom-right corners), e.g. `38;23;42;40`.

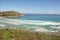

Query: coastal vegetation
0;27;60;40
0;11;23;17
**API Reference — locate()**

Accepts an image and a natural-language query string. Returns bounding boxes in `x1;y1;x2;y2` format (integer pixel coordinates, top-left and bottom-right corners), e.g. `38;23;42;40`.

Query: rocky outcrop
0;11;23;17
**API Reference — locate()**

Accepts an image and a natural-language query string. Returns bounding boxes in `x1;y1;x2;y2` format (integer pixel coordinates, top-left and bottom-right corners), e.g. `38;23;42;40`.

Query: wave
0;19;20;25
0;19;60;25
27;27;58;32
0;19;60;32
35;27;49;32
50;26;60;29
0;24;5;26
35;28;57;32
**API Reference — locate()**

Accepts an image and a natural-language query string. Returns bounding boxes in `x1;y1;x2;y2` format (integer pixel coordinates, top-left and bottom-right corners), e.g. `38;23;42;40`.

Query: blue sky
0;0;60;14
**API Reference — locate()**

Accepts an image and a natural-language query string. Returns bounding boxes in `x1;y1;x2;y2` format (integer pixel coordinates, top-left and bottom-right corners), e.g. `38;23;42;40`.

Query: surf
0;19;60;32
1;19;60;25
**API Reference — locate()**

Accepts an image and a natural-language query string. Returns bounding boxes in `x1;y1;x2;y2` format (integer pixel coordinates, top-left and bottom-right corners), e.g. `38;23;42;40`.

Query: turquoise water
0;14;60;32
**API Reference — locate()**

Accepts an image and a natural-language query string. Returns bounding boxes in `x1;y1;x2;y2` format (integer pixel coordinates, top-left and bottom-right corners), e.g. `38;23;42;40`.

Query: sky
0;0;60;14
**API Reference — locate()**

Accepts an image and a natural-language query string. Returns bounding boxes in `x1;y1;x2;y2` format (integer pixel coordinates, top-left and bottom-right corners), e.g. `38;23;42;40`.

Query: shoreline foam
0;19;60;32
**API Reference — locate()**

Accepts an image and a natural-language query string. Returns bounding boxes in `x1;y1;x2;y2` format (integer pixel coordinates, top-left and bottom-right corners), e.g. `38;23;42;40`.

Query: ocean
0;14;60;33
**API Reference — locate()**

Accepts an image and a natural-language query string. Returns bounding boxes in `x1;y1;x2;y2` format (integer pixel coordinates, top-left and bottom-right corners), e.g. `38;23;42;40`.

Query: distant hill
0;11;23;17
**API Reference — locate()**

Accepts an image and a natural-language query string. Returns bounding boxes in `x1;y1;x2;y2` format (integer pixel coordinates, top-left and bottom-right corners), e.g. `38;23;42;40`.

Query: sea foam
0;24;5;26
0;19;60;32
0;19;60;25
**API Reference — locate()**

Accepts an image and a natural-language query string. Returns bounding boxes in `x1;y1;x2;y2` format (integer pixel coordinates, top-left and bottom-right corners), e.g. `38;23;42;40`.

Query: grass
0;28;60;40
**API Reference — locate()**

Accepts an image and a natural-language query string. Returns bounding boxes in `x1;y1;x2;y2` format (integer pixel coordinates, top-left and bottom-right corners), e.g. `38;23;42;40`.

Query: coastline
0;14;24;18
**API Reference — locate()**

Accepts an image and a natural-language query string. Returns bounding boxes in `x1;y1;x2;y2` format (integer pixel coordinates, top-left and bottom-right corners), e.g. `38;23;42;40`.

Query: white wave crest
50;26;60;29
0;19;60;32
0;24;5;26
35;28;49;32
35;27;57;32
0;19;60;25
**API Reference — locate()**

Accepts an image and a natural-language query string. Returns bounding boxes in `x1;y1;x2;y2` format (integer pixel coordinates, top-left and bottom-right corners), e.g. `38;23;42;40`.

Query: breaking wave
0;19;60;32
0;19;60;25
0;24;5;26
